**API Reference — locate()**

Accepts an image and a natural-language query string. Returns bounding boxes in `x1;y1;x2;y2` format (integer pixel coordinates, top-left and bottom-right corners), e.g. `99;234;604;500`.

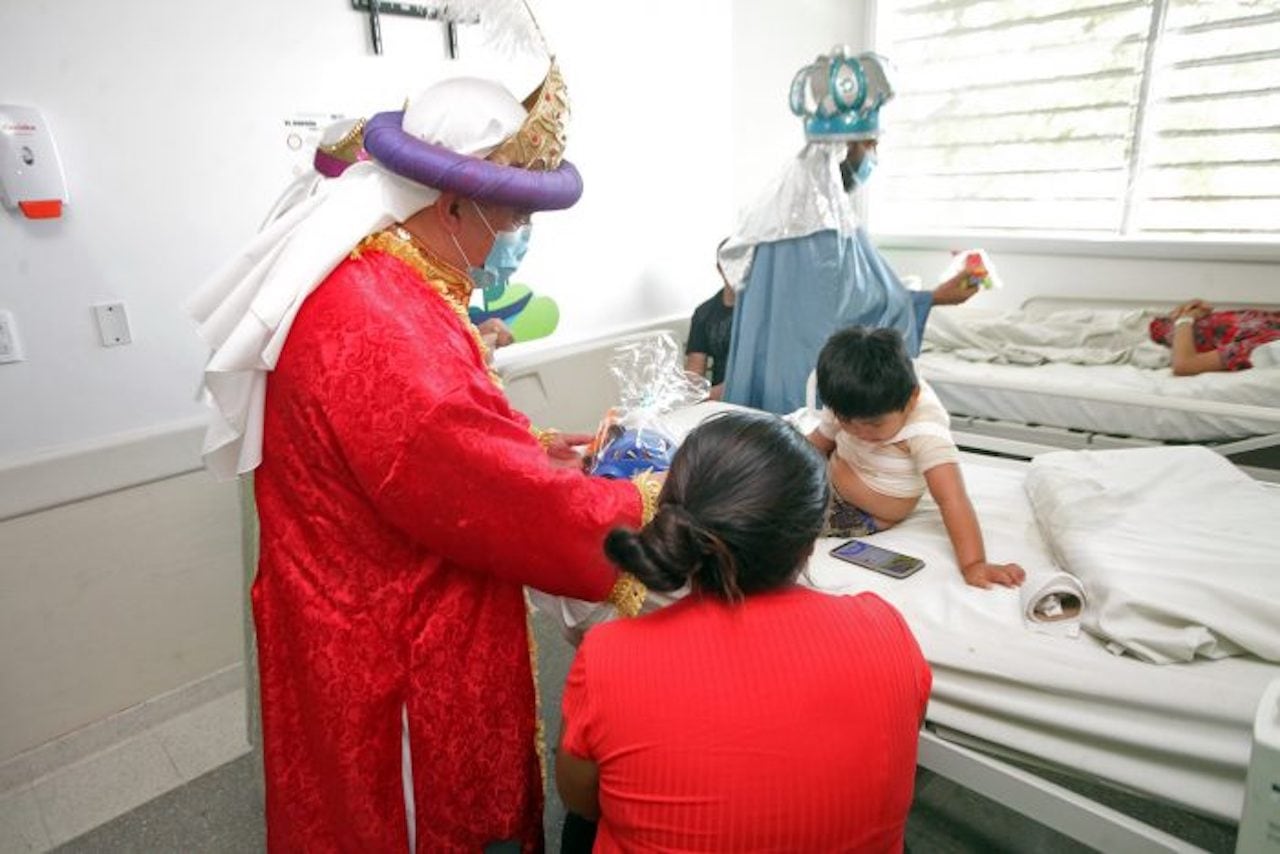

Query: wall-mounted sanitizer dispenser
0;105;68;219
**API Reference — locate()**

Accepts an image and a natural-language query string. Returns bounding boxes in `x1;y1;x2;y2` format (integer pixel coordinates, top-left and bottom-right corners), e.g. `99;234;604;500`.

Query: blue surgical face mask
855;152;877;185
464;204;532;296
842;151;876;191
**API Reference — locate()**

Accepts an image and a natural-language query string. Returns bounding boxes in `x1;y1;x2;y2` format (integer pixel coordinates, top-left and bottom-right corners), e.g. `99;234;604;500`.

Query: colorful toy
963;252;991;288
945;248;1001;290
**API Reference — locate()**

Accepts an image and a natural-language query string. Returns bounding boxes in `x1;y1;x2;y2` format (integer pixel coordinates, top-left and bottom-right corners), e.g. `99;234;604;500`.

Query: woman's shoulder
804;586;905;618
841;590;913;626
581;589;915;647
787;588;919;642
744;587;918;640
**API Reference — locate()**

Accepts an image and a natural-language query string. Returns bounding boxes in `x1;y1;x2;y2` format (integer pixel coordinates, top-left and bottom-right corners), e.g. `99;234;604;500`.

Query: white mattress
916;351;1280;441
649;403;1280;821
805;455;1277;822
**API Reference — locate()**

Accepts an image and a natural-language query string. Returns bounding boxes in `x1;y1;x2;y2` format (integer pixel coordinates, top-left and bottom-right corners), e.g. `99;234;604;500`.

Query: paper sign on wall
283;112;346;177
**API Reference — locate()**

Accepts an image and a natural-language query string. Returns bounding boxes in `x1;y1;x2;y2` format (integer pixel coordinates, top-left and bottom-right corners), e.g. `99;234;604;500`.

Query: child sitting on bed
806;326;1026;589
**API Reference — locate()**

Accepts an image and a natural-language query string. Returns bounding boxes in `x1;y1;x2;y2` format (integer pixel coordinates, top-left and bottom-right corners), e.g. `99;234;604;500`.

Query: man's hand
961;561;1026;589
477;318;515;349
931;270;980;306
544;431;593;469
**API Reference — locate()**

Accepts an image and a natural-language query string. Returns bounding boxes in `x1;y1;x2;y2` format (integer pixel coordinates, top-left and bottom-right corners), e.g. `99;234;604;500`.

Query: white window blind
873;0;1280;239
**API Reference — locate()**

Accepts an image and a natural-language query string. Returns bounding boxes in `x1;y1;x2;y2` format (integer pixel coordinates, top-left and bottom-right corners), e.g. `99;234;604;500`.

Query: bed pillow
1024;446;1280;664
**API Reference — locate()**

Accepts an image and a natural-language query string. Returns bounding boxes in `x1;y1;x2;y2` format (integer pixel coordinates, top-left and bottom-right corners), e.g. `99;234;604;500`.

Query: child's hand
961;561;1026;589
1171;299;1212;320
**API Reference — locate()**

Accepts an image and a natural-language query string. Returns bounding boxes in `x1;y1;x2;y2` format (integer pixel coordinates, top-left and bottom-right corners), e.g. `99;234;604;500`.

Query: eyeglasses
472;201;532;231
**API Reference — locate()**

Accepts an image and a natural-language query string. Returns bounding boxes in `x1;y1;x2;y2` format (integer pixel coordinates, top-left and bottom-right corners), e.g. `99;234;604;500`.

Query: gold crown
317;117;367;164
487;60;570;171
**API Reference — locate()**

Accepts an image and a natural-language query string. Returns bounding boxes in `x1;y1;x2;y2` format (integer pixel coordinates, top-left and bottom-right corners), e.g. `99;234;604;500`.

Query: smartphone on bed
829;539;925;579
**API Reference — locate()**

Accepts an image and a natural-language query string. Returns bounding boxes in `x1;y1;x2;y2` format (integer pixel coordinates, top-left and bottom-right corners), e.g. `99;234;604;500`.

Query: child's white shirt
817;379;960;499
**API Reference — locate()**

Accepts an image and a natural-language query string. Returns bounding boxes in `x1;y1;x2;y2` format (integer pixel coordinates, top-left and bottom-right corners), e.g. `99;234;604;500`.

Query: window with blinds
872;0;1280;239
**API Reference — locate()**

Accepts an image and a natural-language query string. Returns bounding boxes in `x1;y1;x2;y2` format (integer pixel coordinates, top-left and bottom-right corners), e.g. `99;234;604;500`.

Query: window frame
865;0;1280;262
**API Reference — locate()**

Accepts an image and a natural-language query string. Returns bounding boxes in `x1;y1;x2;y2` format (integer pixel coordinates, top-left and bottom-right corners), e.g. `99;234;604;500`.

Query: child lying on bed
1149;298;1280;376
806;326;1026;589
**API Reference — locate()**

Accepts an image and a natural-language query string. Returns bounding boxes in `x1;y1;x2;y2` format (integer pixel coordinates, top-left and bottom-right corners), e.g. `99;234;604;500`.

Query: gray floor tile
35;735;182;848
907;771;1098;854
52;751;263;854
0;786;51;854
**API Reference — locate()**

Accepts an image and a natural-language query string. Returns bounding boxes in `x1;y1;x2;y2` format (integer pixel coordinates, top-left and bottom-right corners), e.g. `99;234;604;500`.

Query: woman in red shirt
556;411;932;852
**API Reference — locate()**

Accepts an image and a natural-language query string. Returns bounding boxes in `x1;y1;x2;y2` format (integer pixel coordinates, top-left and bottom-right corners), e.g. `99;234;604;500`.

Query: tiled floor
0;691;249;853
4;612;1238;854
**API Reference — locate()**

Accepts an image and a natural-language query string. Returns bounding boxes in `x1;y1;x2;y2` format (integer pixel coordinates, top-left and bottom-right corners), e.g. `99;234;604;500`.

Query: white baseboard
0;663;244;797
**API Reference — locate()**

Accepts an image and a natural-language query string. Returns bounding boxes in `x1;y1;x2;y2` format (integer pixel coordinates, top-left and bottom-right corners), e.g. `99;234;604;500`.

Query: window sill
871;230;1280;265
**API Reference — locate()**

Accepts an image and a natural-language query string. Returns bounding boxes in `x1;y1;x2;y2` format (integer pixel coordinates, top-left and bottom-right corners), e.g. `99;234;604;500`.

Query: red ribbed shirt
561;586;931;852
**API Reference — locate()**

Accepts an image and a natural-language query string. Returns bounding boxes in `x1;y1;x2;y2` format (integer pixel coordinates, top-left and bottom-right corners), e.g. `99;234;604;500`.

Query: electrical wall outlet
0;309;24;363
93;302;131;347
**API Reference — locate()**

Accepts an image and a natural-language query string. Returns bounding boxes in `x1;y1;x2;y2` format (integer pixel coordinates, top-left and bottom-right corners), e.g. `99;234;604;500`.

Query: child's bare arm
806;428;836;457
924;462;1025;589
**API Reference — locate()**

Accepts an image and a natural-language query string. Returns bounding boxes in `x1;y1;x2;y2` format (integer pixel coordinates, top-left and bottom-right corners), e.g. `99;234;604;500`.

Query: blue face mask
842;151;876;191
834;153;875;195
855;152;877;185
465;204;532;296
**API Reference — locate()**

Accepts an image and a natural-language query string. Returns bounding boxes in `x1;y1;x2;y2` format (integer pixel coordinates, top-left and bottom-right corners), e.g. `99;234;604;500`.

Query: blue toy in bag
590;427;681;480
586;333;710;479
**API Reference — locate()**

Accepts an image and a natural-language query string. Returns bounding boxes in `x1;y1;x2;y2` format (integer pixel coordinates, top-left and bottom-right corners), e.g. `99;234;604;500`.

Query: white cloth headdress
717;143;860;292
186;79;527;480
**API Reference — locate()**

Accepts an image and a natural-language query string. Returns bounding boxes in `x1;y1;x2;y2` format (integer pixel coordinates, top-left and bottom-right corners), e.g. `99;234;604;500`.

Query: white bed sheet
916;351;1280;441
627;403;1280;821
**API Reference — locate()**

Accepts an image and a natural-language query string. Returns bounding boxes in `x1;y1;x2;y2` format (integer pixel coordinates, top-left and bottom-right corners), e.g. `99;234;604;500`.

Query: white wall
0;0;740;461
0;472;242;764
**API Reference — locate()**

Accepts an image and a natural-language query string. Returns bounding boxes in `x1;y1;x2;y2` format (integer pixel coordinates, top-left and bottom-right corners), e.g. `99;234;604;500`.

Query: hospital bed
914;298;1280;480
529;395;1280;854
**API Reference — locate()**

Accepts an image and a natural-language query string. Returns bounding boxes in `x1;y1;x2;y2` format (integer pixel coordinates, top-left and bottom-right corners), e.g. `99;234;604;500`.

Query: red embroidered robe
252;234;642;852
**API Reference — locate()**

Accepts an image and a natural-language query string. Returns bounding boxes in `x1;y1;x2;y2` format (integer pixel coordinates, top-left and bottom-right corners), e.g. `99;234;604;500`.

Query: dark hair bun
604;411;828;601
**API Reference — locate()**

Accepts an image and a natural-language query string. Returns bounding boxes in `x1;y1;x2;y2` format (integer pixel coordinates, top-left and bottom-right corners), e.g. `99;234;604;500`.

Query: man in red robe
190;65;653;852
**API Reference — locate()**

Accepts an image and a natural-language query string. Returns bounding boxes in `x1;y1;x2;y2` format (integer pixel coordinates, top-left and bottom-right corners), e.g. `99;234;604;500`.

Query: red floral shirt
1149;310;1280;371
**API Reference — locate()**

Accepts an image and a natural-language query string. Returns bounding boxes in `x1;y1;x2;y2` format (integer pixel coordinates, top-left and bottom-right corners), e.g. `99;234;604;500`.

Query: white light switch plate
0;309;24;363
93;302;131;346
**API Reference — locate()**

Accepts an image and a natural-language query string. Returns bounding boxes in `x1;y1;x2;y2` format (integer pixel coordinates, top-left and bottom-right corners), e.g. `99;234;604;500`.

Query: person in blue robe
718;47;976;414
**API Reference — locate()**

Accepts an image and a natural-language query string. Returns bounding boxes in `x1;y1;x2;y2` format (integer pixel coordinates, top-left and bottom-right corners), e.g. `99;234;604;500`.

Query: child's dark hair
816;326;918;419
604;411;828;602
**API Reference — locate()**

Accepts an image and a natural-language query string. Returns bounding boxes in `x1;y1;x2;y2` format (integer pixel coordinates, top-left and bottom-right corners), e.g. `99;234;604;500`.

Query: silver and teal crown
790;46;894;142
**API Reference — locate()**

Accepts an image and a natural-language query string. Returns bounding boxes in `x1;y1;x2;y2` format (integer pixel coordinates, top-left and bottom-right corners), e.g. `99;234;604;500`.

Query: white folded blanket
1025;446;1280;664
